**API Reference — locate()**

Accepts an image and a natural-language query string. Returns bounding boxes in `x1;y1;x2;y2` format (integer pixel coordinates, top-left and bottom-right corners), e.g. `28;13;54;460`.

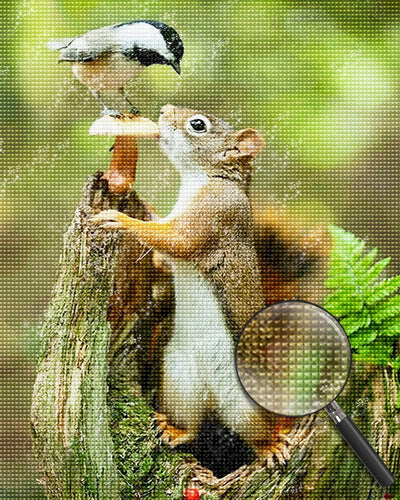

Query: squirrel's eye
186;114;211;136
190;119;207;132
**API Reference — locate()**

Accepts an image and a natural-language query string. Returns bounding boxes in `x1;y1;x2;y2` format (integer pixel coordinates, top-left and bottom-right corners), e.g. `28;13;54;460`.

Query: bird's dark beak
170;59;181;74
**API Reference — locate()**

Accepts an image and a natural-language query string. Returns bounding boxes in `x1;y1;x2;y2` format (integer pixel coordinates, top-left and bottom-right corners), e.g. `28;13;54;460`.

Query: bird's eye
186;114;211;136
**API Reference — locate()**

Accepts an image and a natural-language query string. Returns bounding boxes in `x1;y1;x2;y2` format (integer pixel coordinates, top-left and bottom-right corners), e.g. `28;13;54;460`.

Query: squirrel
92;104;286;458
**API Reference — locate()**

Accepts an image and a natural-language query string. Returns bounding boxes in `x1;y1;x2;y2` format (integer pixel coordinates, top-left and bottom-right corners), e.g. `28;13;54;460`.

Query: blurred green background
1;0;400;497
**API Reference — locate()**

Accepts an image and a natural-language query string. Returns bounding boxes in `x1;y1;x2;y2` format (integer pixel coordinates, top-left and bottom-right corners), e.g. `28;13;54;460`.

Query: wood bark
31;173;122;499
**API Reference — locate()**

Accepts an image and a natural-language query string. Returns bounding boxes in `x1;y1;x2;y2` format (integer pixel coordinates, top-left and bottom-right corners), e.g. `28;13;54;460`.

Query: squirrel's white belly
159;171;258;431
166;258;234;390
161;172;233;392
161;258;255;428
169;258;230;355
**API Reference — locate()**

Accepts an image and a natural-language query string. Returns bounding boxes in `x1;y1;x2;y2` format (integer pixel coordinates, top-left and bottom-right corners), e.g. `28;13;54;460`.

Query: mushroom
90;113;159;194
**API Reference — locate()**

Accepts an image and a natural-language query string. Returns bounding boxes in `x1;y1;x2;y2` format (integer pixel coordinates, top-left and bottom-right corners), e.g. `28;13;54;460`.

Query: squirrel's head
158;104;265;183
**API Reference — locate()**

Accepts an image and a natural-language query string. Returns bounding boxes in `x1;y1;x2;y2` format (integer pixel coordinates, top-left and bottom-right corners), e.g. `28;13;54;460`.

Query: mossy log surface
31;173;122;499
306;363;399;500
31;173;399;499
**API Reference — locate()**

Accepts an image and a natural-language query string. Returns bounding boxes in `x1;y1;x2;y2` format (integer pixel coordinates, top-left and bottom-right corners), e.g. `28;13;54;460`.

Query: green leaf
327;227;363;271
340;312;371;335
390;356;400;371
325;226;400;369
373;294;400;323
325;267;354;288
360;257;391;286
325;295;363;318
365;275;400;306
324;289;363;317
348;328;378;348
353;247;378;275
353;338;393;365
350;241;367;266
376;316;400;338
329;226;360;255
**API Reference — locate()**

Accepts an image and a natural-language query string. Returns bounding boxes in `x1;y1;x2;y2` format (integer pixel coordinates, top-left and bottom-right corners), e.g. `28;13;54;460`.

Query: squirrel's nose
159;104;176;125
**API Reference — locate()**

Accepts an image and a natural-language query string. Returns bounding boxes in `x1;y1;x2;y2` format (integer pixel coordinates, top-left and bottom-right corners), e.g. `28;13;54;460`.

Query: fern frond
365;275;400;306
340;312;371;335
360;257;391;286
353;247;378;275
373;294;400;324
378;316;400;337
349;328;378;348
324;226;400;368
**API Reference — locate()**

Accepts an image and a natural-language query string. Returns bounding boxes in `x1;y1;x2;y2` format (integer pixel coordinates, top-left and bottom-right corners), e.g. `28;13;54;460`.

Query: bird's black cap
120;20;183;73
142;20;184;64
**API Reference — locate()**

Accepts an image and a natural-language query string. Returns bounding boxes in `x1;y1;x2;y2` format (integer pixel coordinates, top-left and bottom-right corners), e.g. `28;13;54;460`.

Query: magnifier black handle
326;402;394;487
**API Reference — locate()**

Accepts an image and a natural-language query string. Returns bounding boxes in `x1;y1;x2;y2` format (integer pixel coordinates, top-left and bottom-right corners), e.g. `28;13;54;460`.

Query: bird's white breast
72;53;144;92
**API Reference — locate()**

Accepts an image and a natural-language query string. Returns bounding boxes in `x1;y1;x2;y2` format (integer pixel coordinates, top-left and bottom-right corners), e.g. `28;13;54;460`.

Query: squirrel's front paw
91;209;129;230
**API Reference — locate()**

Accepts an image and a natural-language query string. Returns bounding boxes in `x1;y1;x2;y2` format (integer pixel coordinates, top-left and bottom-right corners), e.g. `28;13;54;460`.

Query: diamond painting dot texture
236;301;351;417
2;1;400;499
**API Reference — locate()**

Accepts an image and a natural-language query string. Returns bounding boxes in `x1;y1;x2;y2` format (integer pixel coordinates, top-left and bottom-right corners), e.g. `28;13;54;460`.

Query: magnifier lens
236;301;351;417
235;301;394;487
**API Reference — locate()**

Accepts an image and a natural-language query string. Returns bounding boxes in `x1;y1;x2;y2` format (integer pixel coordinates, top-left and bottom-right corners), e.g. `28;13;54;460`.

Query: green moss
108;391;193;499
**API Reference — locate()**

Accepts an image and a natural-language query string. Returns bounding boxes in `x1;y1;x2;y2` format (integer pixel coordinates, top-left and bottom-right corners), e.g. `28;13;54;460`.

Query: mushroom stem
102;135;138;194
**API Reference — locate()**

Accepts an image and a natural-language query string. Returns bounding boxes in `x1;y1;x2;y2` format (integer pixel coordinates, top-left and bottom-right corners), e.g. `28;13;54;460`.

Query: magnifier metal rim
235;300;353;418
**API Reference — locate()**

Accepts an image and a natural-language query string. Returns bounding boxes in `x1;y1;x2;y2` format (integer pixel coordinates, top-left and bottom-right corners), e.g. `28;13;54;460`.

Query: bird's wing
48;26;117;62
47;38;74;51
57;46;105;63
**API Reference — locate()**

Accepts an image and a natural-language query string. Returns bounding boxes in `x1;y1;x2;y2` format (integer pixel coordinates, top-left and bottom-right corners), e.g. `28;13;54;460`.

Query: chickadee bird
48;20;184;115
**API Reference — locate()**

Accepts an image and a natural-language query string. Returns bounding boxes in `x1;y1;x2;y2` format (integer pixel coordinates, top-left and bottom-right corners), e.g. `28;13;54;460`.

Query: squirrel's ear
234;128;265;157
221;128;265;162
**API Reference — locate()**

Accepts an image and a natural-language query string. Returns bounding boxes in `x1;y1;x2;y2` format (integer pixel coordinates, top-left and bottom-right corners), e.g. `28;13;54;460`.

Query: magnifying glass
235;300;394;487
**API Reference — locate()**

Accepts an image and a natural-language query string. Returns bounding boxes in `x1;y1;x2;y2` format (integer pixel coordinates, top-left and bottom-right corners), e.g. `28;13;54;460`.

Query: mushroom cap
89;113;159;137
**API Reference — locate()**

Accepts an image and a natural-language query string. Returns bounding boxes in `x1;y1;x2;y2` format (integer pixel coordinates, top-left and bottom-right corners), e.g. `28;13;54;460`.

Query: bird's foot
117;87;140;115
129;106;141;116
101;106;124;119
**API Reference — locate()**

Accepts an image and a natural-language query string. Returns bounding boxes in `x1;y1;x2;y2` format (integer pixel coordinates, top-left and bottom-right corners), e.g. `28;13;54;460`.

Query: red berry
184;488;200;500
383;493;391;500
